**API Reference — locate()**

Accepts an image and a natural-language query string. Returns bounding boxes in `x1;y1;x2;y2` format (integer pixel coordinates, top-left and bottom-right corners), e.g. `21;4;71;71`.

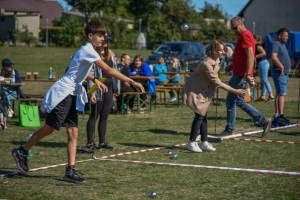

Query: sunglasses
231;23;241;30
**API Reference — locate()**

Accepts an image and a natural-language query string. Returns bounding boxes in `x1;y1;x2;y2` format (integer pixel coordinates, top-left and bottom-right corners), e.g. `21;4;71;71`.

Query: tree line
18;0;238;49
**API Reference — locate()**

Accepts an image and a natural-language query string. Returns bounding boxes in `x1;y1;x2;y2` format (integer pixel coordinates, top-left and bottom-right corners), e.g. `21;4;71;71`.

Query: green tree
199;2;225;19
57;16;82;47
13;26;37;47
65;0;119;23
126;0;163;49
161;0;198;41
198;2;236;42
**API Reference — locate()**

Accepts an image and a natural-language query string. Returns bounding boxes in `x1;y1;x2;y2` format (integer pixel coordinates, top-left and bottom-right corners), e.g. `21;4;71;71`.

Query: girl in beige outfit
183;40;245;152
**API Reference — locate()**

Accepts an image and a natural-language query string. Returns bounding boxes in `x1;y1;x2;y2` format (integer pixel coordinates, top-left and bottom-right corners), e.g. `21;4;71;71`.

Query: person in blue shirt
167;57;181;102
153;57;168;84
128;54;156;113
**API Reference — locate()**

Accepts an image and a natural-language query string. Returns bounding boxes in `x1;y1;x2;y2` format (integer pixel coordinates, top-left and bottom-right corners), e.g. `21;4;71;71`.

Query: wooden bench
120;92;146;114
155;83;183;107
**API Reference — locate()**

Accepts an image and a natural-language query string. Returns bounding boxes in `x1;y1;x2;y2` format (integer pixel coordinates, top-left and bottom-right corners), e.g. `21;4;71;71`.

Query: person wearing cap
85;33;120;152
1;59;26;117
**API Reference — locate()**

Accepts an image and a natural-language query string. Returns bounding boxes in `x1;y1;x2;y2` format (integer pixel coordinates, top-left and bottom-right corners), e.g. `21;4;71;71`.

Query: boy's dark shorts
46;95;78;131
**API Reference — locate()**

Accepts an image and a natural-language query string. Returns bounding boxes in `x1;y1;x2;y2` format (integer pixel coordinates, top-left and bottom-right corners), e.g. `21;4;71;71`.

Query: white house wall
17;15;40;38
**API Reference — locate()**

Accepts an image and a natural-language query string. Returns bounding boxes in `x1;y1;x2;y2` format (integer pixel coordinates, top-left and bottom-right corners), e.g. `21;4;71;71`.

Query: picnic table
129;76;160;112
155;83;184;107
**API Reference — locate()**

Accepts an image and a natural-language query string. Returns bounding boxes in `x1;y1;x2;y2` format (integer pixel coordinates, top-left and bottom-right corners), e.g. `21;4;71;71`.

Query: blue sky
58;0;249;17
191;0;250;17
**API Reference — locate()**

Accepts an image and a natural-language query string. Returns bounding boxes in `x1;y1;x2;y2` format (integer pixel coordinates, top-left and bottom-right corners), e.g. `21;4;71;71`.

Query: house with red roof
0;0;63;42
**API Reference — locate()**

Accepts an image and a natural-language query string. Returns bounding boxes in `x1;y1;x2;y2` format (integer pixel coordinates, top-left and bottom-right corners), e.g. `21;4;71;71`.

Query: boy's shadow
11;141;66;148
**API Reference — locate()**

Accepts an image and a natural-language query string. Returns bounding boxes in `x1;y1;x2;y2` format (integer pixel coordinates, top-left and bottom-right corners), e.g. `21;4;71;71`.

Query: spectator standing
85;35;120;151
183;40;245;152
253;35;274;102
219;16;272;138
271;28;291;122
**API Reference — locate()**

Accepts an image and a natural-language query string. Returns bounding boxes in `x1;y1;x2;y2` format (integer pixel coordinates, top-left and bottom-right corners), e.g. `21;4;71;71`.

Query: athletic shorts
271;70;289;95
45;95;78;131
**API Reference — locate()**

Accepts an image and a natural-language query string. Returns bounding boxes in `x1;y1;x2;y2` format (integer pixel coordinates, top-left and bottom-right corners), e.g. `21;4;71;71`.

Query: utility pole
46;19;49;48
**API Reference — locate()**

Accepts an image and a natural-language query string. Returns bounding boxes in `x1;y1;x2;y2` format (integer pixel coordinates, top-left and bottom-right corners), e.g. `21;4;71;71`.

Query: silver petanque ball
149;191;157;197
171;153;178;158
166;151;173;155
181;23;189;31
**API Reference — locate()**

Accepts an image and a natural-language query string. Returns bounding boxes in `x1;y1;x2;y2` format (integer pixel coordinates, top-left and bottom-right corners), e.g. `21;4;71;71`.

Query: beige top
183;57;233;115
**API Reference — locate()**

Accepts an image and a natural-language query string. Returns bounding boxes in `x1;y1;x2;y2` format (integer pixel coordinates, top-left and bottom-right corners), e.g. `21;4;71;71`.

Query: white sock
202;141;208;145
275;113;279;118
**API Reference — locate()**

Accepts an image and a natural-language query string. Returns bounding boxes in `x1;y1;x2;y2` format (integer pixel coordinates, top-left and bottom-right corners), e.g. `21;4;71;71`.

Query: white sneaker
169;97;177;102
201;142;216;152
139;107;146;113
7;108;14;118
127;108;132;114
187;141;202;153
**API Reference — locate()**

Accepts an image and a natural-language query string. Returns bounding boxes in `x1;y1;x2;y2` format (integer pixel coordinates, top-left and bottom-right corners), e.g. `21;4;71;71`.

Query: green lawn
0;47;300;199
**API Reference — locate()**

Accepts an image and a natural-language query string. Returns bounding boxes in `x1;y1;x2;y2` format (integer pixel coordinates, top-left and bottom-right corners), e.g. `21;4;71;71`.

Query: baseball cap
2;59;13;67
104;33;111;41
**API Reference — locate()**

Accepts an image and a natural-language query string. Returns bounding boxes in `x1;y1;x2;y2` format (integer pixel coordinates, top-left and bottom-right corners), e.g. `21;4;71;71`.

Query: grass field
0;47;300;199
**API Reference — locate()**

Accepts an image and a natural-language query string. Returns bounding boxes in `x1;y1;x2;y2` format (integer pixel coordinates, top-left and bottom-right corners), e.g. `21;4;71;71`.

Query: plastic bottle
27;132;34;158
178;62;181;72
11;69;15;83
185;61;189;72
49;67;53;80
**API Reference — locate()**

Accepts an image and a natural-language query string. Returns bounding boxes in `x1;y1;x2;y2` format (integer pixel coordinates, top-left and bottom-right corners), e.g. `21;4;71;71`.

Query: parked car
145;41;206;71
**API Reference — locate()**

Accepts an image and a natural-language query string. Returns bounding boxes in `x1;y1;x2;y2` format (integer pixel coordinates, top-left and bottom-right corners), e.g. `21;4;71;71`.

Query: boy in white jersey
11;21;144;183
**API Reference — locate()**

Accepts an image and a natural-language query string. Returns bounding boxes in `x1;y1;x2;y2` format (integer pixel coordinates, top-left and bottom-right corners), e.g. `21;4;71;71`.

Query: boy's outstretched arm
87;73;108;93
94;59;145;93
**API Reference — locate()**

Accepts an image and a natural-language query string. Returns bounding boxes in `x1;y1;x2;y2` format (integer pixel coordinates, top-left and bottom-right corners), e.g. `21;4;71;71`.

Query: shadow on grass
148;128;191;137
277;129;300;137
11;141;66;148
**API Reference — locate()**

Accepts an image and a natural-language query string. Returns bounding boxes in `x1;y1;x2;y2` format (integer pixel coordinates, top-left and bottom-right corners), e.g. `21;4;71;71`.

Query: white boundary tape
1;143;187;177
1;124;298;178
221;124;299;139
101;158;300;176
225;137;300;144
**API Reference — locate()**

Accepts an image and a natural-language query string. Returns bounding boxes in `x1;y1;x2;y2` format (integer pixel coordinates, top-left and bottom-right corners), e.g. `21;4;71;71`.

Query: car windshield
154;43;183;54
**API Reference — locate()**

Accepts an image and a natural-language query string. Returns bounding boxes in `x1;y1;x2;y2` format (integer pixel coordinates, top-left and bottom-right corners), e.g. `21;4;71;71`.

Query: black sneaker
12;147;29;173
63;167;86;184
99;142;115;150
278;115;290;124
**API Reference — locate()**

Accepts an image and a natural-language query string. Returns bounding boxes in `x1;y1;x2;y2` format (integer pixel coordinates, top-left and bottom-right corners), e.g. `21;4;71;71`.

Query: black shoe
12;147;29;173
63;167;86;184
99;142;115;150
278;115;290;124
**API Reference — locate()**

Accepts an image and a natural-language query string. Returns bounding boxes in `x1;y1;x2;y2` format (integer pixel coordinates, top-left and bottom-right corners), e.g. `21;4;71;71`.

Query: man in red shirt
219;16;272;137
